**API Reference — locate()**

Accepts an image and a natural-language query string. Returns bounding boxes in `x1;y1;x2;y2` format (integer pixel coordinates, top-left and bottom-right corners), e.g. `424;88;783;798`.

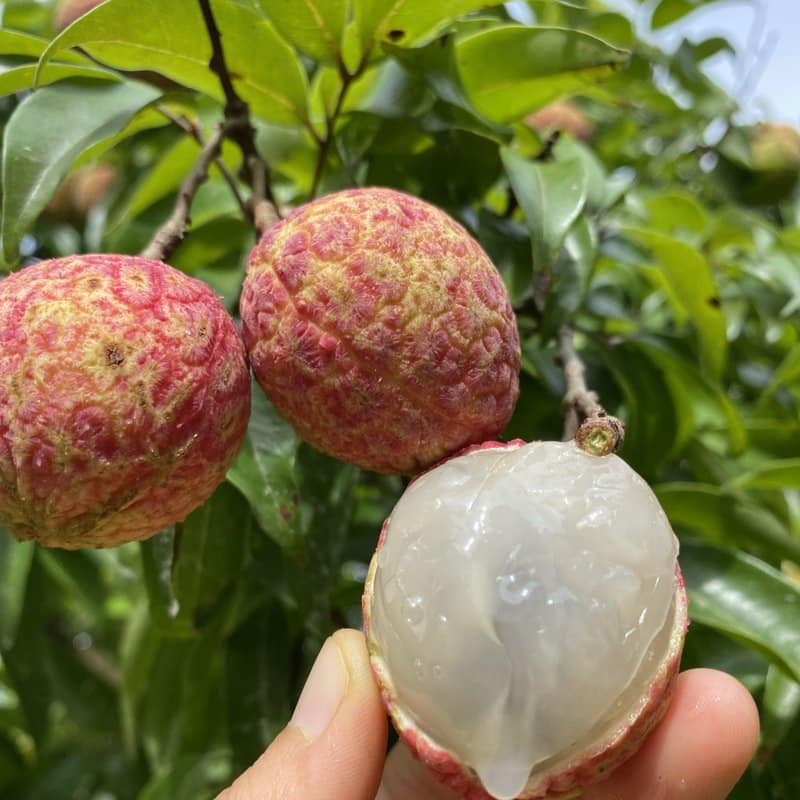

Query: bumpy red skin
363;440;689;800
240;188;520;475
0;255;251;549
54;0;105;31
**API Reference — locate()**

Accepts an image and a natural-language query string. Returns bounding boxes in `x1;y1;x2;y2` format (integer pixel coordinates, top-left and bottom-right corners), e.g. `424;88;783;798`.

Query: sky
509;0;800;124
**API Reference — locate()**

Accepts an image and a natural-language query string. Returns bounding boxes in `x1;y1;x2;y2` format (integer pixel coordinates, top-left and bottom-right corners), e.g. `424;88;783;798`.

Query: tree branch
309;60;368;198
140;122;227;262
157;104;248;219
558;326;624;456
196;0;278;224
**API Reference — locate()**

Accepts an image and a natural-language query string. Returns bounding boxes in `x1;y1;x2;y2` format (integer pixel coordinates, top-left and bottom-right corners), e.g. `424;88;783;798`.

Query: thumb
217;628;388;800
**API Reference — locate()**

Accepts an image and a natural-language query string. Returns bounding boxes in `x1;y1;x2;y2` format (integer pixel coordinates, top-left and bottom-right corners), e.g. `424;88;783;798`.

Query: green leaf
597;343;683;475
170;483;250;628
760;665;800;759
645;190;709;236
258;0;348;64
651;0;726;29
139;530;194;637
226;383;303;552
456;26;629;124
225;604;292;772
656;483;800;565
38;0;309;126
0;78;161;265
0;535;35;651
501;147;588;272
762;344;800;400
113;135;202;226
680;540;800;685
729;459;800;491
354;0;504;50
0;29;89;61
624;228;727;379
0;60;116;97
636;337;746;453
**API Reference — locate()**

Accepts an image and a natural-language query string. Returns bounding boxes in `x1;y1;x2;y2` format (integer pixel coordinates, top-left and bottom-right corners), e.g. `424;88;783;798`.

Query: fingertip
218;629;388;800
679;668;761;771
585;668;760;800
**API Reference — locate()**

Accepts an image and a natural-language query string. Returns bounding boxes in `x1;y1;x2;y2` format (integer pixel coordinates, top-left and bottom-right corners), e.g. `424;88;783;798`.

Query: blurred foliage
0;0;799;797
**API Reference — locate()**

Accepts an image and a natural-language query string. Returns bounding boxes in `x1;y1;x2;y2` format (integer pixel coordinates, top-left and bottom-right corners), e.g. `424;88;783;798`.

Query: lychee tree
0;1;799;798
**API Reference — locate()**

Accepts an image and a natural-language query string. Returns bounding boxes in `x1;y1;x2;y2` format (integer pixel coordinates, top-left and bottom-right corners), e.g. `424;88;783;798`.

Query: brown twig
535;131;561;162
557;326;624;456
156;104;249;219
309;60;368;198
140;122;227;262
196;0;279;229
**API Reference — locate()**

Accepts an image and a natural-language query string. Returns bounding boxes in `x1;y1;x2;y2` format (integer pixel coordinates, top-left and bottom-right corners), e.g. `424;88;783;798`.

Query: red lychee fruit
54;0;106;31
525;101;593;141
363;439;687;800
45;164;118;223
240;188;520;475
0;255;251;549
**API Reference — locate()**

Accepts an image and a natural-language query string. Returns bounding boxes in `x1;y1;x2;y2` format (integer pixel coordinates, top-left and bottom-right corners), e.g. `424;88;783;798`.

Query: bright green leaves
386;24;628;125
354;0;503;51
39;0;309;125
258;0;349;64
455;26;628;124
0;29;113;95
0;534;35;651
656;483;800;565
680;540;800;684
1;79;161;265
650;0;728;30
502;148;588;272
625;228;727;379
227;384;304;552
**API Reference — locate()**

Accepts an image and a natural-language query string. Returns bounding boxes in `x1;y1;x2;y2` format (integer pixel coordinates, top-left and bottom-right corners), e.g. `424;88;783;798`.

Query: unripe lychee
750;122;800;172
240;188;520;475
363;440;687;800
0;255;251;549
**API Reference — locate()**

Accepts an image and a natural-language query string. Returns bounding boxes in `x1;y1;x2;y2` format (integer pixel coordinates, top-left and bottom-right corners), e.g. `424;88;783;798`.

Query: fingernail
290;636;348;740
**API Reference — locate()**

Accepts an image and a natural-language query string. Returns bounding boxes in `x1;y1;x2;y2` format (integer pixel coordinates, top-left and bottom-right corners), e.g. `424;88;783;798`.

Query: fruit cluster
2;5;687;796
0;188;520;548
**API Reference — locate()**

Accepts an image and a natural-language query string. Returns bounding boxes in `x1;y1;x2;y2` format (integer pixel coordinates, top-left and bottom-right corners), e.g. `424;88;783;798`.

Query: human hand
216;629;759;800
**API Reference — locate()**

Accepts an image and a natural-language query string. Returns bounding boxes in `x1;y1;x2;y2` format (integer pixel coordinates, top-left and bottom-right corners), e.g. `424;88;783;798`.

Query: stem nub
575;416;625;457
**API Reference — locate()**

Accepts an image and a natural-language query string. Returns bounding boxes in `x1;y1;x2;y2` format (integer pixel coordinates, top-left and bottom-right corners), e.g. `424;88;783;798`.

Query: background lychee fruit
363;440;687;800
525;101;593;141
240;187;520;475
45;163;118;223
0;255;251;549
54;0;105;31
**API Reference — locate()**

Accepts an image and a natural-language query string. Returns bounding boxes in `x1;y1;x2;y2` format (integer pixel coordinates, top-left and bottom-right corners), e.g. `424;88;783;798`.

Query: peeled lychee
240;188;520;474
363;440;687;800
0;255;251;549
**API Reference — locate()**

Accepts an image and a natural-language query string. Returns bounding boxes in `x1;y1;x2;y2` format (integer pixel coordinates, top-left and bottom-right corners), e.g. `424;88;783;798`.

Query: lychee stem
575;415;625;457
558;326;625;455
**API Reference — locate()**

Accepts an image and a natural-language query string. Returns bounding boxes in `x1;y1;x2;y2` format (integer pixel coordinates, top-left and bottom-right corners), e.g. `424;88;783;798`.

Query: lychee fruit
54;0;106;31
0;255;251;549
240;187;520;475
45;164;118;223
525;101;593;141
363;439;687;800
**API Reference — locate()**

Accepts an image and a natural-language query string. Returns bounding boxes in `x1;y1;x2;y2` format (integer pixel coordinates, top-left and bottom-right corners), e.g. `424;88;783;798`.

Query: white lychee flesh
364;440;685;800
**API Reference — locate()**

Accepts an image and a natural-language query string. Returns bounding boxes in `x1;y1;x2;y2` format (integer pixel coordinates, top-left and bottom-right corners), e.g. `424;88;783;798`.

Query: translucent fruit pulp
370;441;679;800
